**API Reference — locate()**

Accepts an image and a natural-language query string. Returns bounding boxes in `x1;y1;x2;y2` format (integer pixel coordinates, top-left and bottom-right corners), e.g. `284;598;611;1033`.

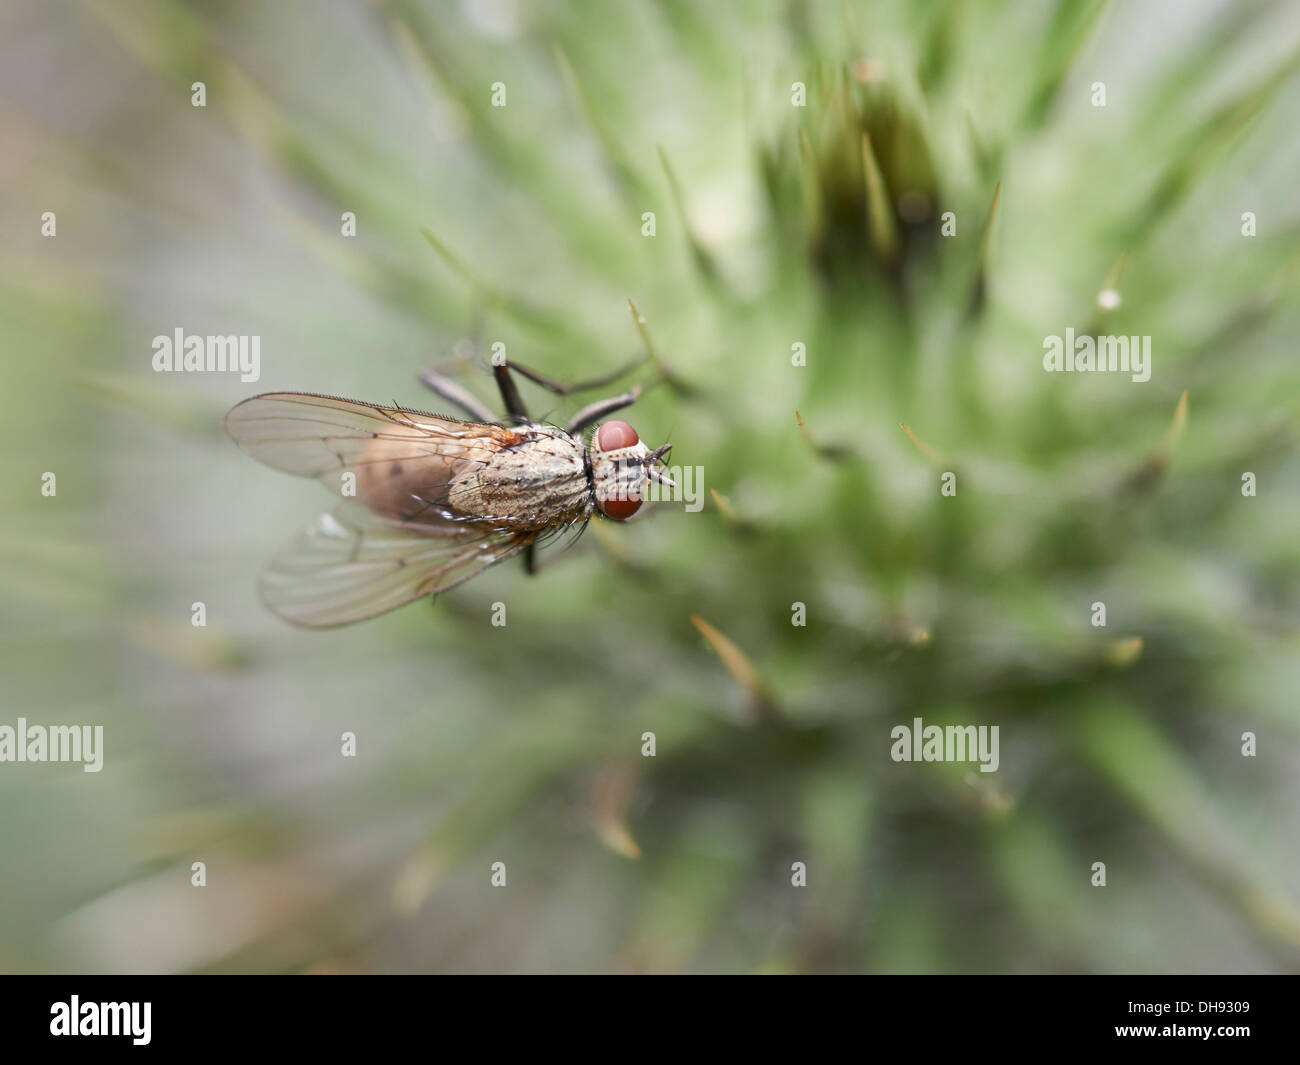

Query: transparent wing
259;500;535;629
224;391;521;503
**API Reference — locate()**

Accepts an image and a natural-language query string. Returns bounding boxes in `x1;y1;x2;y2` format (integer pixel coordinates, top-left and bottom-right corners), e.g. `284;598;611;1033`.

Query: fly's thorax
589;420;673;520
448;425;590;530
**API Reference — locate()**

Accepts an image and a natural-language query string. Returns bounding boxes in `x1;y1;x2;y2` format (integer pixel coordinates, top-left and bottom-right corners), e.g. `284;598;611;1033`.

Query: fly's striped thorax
447;425;592;530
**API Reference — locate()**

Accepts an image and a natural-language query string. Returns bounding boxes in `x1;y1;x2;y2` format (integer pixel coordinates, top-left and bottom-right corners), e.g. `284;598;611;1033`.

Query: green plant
2;0;1298;973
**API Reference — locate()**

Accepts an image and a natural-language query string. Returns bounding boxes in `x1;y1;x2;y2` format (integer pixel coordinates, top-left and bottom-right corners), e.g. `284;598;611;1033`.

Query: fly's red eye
601;495;642;521
596;420;638;451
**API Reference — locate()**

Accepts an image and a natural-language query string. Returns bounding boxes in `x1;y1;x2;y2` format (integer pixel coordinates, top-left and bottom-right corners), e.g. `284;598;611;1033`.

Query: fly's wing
225;393;535;627
225;392;527;528
260;500;535;628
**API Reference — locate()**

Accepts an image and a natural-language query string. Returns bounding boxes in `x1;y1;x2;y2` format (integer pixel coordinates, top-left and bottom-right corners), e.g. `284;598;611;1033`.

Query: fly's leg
424;351;649;428
521;522;589;578
502;353;647;397
492;362;531;424
501;355;648;433
418;358;532;424
567;386;642;434
417;365;498;423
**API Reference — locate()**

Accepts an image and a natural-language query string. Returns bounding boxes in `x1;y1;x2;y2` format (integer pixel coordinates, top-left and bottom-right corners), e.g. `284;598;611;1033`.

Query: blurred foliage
1;0;1299;973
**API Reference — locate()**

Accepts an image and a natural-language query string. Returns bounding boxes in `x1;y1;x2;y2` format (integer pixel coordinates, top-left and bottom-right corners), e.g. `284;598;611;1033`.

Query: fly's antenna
647;443;675;488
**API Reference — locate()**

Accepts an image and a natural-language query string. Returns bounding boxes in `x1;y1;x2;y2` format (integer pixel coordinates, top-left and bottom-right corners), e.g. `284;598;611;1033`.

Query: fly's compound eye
600;494;643;521
594;420;644;519
596;420;639;451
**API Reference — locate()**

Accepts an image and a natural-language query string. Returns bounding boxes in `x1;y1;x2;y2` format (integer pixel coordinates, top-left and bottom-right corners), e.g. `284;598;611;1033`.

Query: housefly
225;356;673;628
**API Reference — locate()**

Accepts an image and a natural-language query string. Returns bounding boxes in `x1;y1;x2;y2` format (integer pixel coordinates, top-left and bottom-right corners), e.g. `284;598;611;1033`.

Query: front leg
567;386;641;434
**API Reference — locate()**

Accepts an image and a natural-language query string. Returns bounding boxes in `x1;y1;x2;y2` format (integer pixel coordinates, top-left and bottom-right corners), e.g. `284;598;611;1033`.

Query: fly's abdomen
355;433;461;525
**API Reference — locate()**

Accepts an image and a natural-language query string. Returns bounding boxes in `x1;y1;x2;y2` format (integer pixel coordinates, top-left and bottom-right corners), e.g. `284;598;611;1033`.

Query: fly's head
588;420;674;520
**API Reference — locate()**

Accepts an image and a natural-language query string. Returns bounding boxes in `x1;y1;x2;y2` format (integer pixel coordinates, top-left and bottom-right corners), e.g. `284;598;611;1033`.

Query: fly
224;356;674;628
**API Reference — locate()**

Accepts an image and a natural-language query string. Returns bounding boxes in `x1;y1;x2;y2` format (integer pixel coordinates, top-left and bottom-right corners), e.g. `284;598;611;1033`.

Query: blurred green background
2;0;1299;973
